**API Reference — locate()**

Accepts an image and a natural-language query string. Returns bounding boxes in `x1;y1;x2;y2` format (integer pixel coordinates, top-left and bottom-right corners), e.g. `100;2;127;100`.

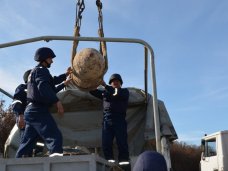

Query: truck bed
0;154;120;171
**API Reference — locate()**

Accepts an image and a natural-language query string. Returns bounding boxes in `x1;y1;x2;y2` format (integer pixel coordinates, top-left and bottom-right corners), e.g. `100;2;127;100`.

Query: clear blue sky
0;0;228;145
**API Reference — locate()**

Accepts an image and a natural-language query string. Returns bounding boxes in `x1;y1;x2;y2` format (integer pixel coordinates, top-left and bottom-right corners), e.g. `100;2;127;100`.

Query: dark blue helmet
23;69;32;83
133;151;167;171
109;73;123;85
34;47;56;62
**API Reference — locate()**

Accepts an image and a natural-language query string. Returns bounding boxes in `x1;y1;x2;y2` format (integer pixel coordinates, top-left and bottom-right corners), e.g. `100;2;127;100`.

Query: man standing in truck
15;47;72;158
90;73;130;170
12;69;31;137
12;69;43;156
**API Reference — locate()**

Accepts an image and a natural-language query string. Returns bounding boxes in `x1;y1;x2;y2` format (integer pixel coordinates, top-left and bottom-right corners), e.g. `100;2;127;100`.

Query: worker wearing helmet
133;151;168;171
12;69;44;157
16;47;72;158
12;69;31;137
90;73;130;170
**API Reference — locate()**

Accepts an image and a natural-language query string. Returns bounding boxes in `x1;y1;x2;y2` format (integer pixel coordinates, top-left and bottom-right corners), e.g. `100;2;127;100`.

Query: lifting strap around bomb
70;0;108;91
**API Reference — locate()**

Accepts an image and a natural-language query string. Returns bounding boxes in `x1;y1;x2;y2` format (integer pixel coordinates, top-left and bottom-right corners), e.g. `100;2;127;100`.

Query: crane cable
76;0;85;27
96;0;108;74
71;0;108;75
71;0;85;66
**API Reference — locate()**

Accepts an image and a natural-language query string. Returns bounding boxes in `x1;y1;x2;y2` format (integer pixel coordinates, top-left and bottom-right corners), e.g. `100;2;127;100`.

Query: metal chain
96;0;108;74
71;0;85;70
96;0;103;30
75;0;85;27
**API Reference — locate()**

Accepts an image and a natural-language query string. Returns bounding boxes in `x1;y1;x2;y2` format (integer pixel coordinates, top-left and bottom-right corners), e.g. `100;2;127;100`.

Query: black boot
119;163;131;171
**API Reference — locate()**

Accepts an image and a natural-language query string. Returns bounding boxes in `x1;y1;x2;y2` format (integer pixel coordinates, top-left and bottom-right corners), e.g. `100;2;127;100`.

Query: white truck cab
200;130;228;171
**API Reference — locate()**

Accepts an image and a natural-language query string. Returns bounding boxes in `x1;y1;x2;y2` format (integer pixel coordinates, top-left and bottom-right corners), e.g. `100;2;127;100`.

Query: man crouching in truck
15;47;72;158
90;74;131;171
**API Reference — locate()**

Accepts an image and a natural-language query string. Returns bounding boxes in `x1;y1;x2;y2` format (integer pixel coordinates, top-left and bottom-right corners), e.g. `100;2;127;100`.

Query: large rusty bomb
71;48;106;91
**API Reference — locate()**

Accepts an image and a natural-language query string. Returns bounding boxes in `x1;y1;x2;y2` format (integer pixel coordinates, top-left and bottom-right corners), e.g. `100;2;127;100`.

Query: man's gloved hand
64;76;72;86
101;80;106;87
66;67;73;76
56;101;64;117
18;114;25;129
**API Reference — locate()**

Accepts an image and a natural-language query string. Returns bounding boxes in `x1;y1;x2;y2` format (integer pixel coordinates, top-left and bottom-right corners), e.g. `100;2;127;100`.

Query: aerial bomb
71;48;106;91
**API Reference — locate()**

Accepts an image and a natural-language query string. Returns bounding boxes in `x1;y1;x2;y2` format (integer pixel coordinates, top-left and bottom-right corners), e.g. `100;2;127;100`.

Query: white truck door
200;138;219;171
